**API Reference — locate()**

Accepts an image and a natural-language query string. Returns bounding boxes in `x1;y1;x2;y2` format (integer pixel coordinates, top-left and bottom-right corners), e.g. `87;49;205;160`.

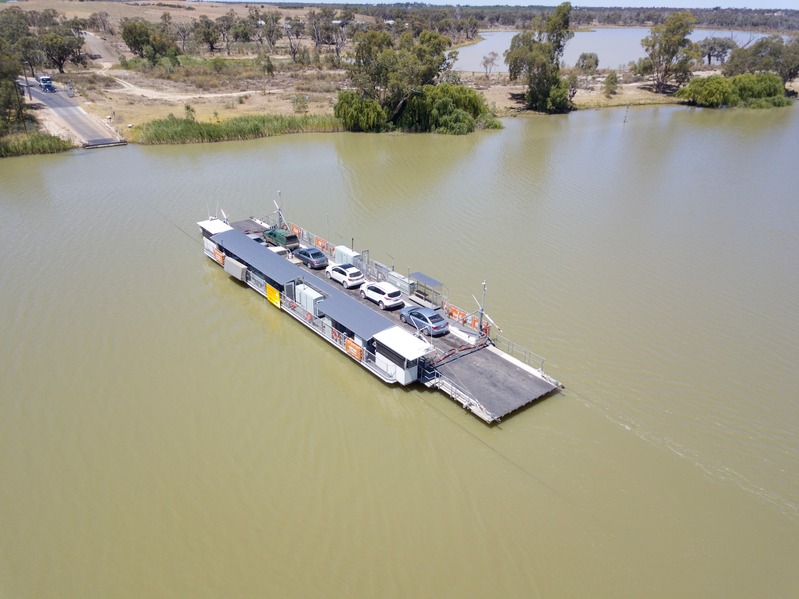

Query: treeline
294;4;799;34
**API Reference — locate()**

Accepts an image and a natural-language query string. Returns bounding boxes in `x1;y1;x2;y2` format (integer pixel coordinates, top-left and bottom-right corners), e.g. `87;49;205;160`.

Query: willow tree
338;28;476;131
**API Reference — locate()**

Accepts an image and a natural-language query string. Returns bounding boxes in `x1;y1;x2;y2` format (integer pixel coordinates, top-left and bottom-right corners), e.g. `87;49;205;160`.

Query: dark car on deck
294;247;328;269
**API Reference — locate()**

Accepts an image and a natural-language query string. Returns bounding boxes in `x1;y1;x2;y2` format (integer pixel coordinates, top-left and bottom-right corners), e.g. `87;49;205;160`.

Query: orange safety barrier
213;249;225;265
291;224;302;237
448;305;466;323
345;338;363;361
315;237;328;252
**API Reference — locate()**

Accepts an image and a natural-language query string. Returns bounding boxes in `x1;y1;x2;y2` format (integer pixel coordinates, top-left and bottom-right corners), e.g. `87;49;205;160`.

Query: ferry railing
490;333;547;373
420;364;497;422
279;295;399;382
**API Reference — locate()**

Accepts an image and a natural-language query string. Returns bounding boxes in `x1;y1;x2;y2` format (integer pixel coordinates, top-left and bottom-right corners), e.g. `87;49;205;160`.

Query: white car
359;281;404;310
325;263;365;288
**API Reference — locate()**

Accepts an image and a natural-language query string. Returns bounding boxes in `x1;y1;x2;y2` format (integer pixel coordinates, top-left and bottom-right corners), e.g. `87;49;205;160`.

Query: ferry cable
414;392;583;509
146;201;204;248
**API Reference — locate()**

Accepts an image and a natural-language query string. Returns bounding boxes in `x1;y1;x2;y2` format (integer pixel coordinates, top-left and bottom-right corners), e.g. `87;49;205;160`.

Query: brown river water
2;104;798;597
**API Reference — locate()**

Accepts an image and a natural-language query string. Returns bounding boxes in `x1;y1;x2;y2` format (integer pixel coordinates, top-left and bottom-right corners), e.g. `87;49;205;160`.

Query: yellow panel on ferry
266;285;281;308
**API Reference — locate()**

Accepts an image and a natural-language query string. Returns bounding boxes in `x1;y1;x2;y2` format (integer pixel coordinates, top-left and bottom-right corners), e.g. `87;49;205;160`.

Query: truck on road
36;75;55;92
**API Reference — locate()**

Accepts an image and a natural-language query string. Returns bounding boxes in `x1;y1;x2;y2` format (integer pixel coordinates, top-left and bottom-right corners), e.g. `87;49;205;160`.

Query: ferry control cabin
198;218;434;386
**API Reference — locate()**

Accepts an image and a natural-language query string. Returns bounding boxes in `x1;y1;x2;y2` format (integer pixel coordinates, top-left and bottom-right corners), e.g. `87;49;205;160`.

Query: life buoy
332;329;340;342
305;312;312;323
289;301;297;310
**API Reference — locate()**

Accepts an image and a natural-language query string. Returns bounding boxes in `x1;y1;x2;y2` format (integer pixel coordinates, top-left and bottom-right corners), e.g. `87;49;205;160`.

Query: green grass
135;113;344;145
0;132;73;158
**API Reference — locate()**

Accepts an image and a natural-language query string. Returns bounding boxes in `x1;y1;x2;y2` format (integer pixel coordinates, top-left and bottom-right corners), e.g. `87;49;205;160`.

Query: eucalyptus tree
641;11;699;92
336;28;491;132
505;2;574;113
723;35;799;86
193;16;219;53
698;36;737;65
38;28;83;72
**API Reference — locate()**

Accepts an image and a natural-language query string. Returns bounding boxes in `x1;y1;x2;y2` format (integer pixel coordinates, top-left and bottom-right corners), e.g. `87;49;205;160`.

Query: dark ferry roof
410;272;443;288
313;277;395;341
211;229;397;342
212;229;300;286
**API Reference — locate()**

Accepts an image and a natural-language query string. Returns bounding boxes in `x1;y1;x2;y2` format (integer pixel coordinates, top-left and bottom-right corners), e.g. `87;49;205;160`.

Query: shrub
135;113;343;144
333;91;386;132
391;84;500;134
676;72;790;108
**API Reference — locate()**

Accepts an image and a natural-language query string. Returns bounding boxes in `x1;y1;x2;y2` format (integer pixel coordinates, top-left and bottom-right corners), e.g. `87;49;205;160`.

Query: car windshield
309;250;323;258
430;314;445;323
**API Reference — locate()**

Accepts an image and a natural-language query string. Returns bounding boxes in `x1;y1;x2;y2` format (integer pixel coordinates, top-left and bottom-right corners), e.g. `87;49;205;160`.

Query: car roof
407;306;439;317
372;281;399;292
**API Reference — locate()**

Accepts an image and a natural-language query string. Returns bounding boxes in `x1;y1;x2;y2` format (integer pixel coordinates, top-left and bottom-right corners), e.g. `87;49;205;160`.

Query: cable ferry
198;212;561;424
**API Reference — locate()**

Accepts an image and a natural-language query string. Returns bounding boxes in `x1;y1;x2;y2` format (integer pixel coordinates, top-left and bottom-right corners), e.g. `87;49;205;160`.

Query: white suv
326;263;365;288
359;281;404;310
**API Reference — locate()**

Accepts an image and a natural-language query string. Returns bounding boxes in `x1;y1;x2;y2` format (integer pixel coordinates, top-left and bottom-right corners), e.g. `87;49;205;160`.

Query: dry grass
19;0;685;136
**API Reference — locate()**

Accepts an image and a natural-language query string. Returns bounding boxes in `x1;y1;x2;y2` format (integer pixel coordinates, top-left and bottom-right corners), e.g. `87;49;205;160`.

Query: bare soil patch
21;0;681;140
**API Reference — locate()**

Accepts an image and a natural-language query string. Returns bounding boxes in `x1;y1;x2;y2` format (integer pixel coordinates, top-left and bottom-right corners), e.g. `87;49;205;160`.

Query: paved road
21;80;125;148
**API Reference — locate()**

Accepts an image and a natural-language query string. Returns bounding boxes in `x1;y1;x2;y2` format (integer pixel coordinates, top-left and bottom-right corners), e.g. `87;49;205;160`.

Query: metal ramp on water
425;333;560;423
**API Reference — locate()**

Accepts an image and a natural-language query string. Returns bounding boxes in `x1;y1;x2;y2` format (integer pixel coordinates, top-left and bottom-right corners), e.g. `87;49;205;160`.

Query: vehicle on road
41;82;56;93
399;306;450;336
263;227;299;250
295;247;328;269
360;281;404;310
326;263;365;288
36;75;52;89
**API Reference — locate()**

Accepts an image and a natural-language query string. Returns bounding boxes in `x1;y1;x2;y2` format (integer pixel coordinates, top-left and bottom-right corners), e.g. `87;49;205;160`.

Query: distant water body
455;27;772;72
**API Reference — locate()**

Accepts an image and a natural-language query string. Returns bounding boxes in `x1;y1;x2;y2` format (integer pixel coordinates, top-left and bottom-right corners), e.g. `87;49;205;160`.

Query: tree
121;19;153;58
284;19;301;63
334;90;386;132
641;11;699;93
193;16;219;54
675;74;736;106
261;12;283;53
87;12;112;36
504;2;574;113
698;36;737;65
603;70;619;97
0;50;26;133
338;28;490;133
723;35;799;86
676;72;789;108
576;52;599;74
215;10;236;56
481;51;498;78
175;22;191;53
38;29;83;73
0;6;30;46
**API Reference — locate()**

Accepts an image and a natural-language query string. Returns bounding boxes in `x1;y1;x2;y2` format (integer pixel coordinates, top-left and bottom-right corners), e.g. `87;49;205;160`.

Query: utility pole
478;280;487;337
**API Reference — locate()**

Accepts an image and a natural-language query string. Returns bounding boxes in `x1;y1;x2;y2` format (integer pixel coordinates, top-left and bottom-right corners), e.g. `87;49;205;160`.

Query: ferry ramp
427;333;559;421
